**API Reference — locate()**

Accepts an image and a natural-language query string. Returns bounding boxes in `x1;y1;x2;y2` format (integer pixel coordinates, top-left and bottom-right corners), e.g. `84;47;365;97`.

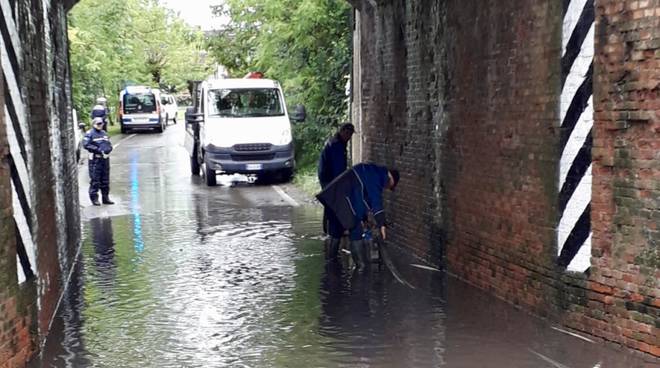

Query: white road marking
113;133;137;149
551;326;596;343
529;349;571;368
272;185;299;207
410;263;441;272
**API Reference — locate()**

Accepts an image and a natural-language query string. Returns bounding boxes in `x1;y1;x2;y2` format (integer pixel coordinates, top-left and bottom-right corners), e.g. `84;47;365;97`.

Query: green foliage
208;0;352;171
68;0;213;123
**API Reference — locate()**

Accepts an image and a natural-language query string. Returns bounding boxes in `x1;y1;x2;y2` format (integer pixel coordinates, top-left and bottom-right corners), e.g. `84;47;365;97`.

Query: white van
160;93;178;124
184;78;305;186
119;86;167;133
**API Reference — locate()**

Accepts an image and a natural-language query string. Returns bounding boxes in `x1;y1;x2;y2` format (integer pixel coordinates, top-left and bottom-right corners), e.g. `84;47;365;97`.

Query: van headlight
278;129;292;145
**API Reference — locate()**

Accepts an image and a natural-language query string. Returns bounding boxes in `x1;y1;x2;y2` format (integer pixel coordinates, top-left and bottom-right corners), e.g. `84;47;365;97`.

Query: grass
293;167;321;198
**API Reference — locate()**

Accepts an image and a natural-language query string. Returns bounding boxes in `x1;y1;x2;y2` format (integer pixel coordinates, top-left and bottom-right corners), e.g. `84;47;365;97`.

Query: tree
68;0;213;122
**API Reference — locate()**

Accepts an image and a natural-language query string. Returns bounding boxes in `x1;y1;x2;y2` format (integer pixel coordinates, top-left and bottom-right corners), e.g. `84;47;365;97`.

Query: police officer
317;163;399;271
84;117;114;206
91;97;110;131
318;123;354;259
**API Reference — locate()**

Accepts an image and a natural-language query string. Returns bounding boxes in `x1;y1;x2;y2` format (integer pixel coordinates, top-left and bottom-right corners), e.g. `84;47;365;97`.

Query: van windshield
123;93;157;114
207;88;284;117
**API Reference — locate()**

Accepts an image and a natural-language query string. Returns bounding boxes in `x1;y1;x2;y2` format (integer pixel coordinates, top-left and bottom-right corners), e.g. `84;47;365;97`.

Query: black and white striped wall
557;0;594;272
1;0;37;283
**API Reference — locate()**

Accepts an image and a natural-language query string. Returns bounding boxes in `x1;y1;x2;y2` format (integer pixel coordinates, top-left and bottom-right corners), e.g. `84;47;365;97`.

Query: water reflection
90;217;116;290
129;155;144;253
318;261;447;367
32;207;657;368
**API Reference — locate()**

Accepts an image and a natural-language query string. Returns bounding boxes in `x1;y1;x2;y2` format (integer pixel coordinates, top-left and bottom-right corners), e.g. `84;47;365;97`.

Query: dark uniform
91;104;110;131
316;163;393;269
83;127;113;205
318;133;350;238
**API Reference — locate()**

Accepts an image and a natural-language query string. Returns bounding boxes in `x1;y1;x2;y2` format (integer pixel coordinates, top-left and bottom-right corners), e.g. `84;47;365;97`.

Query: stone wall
350;0;658;357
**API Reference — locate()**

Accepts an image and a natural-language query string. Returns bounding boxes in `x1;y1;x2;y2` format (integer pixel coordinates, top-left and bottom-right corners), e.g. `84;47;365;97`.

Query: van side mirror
290;104;306;123
185;107;204;124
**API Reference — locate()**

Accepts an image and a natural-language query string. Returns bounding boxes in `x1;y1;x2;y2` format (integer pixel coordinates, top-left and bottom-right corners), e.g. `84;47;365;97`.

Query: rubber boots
349;240;368;271
326;237;341;260
102;196;115;205
90;195;101;206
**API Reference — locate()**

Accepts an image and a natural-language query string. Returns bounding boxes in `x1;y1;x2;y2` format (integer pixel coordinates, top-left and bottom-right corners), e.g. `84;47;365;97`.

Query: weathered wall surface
586;0;660;356
355;0;448;263
351;0;658;357
0;69;37;368
1;0;81;366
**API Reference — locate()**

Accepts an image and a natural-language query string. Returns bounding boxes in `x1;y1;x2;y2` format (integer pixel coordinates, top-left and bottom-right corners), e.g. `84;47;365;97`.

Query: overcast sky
161;0;227;30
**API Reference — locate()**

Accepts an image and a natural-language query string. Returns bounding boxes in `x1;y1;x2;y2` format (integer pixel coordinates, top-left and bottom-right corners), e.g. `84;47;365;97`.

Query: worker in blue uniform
84;117;114;206
317;163;400;270
317;123;354;259
91;97;111;131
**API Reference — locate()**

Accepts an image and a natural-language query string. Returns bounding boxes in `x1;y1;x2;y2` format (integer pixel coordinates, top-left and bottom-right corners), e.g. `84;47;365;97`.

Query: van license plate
246;164;262;171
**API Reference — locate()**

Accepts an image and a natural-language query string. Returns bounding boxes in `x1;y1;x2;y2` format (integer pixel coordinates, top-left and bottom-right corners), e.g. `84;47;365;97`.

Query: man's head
96;97;107;106
338;122;355;143
386;169;400;191
92;117;104;130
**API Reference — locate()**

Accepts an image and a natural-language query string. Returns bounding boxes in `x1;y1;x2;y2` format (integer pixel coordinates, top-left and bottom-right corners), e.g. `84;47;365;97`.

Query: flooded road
31;123;655;367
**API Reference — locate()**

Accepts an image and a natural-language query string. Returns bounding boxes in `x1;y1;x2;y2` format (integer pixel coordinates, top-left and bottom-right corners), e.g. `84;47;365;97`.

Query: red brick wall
581;0;660;357
0;67;36;368
442;0;560;310
0;1;81;366
353;0;659;357
358;0;448;263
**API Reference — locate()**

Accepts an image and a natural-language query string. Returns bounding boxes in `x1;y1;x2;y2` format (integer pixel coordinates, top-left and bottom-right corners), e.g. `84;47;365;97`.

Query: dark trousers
348;220;364;241
89;157;110;200
325;208;364;241
324;207;345;239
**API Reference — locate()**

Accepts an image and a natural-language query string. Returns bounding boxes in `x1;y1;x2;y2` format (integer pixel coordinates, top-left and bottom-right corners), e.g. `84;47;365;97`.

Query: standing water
30;125;654;368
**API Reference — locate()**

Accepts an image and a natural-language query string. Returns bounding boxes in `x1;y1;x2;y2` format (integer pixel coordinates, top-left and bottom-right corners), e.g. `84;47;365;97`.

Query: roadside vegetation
69;0;353;194
68;0;213;130
208;0;353;194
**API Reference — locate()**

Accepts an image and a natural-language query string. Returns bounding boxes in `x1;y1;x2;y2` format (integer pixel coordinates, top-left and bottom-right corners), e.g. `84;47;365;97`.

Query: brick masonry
0;0;81;366
0;62;36;368
351;0;659;357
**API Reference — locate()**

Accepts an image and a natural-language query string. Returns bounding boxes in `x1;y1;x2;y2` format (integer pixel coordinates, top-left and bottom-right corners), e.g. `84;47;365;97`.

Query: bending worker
316;163;399;271
317;123;354;259
83;117;114;206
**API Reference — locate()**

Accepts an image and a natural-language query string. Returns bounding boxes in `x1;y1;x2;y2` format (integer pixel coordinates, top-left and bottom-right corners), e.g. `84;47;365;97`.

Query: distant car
161;93;178;125
118;86;167;133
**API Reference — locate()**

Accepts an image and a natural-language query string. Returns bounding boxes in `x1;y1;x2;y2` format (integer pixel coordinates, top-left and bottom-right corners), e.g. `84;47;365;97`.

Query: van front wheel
279;168;294;183
190;155;200;176
204;165;217;186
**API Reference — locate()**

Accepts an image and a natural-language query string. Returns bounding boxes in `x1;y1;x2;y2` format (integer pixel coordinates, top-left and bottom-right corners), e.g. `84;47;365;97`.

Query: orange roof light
243;71;264;79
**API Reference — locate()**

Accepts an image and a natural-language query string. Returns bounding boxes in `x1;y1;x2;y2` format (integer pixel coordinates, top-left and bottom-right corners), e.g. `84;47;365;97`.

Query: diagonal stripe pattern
1;0;36;283
557;0;594;272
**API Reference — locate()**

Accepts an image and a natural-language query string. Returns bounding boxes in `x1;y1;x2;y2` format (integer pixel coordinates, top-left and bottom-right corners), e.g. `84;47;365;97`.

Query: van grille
234;143;272;152
231;153;276;162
